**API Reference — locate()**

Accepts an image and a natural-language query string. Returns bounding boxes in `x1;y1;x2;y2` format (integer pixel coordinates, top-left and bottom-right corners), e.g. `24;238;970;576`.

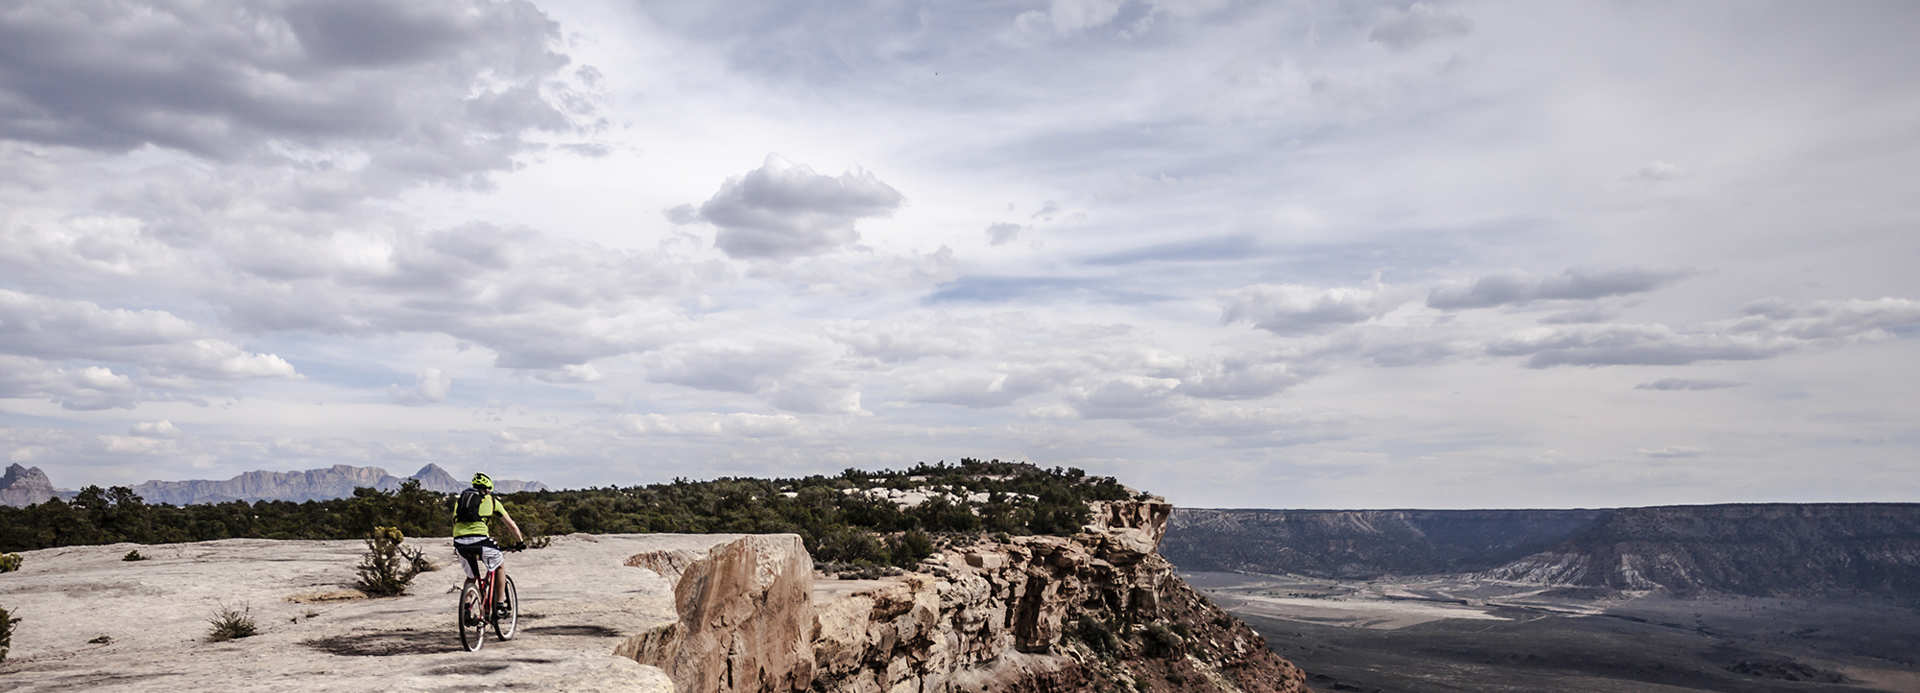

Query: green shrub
888;529;935;568
1071;615;1120;656
207;602;255;641
1142;622;1184;658
0;553;20;573
0;603;13;662
354;526;420;596
122;549;146;562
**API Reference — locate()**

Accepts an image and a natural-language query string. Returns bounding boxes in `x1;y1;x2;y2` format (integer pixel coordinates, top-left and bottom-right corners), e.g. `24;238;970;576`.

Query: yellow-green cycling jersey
453;493;506;538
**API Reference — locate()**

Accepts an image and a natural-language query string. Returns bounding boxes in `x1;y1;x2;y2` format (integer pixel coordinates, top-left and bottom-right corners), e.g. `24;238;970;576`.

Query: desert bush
122;549;146;561
525;534;553;549
0;603;13;662
207;602;256;642
888;529;935;568
1071;615;1120;656
1142;622;1184;658
398;544;436;573
0;553;20;572
354;526;420;596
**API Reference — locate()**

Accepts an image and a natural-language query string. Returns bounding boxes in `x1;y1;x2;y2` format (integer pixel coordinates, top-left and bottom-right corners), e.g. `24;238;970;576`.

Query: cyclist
453;472;525;619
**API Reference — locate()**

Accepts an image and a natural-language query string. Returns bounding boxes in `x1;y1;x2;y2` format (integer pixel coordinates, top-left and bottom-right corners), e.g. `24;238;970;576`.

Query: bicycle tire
493;574;518;640
458;584;487;651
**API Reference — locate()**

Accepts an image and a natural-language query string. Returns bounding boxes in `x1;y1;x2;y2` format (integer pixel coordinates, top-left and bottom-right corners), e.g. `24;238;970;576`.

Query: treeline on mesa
0;459;1135;568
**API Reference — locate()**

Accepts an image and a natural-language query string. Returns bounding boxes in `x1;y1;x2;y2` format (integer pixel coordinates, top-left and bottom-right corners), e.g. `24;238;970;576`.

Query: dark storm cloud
0;0;585;182
678;155;904;259
1428;268;1687;310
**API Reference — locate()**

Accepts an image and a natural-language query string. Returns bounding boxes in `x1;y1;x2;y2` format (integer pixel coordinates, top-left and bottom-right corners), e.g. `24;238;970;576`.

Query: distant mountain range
0;462;546;507
1165;504;1920;599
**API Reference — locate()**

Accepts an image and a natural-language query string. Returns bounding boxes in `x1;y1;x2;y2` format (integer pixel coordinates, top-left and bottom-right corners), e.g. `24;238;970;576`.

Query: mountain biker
453;472;525;618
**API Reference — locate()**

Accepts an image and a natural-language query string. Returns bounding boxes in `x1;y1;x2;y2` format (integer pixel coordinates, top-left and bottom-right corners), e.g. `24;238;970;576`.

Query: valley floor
1185;571;1920;693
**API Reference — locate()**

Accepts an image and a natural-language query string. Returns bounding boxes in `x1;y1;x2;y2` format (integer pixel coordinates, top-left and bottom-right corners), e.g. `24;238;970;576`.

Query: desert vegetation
355;526;422;596
0;552;18;572
0;603;13;663
0;459;1130;570
206;602;255;642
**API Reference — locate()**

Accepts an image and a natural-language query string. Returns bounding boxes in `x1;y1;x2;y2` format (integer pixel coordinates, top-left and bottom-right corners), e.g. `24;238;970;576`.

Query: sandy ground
1212;592;1507;629
0;533;759;692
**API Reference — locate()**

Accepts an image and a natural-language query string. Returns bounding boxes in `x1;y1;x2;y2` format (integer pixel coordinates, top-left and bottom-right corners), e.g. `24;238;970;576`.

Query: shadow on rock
302;629;451;656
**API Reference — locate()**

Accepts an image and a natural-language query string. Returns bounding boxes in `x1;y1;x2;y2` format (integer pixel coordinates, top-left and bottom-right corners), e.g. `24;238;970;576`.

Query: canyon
1163;505;1920;692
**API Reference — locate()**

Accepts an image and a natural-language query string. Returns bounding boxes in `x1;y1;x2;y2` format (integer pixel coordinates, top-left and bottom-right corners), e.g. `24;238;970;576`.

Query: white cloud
986;222;1022;246
389;368;452;405
1369;3;1473;51
1222;284;1392;335
129;420;181;438
2;0;1918;507
1428;268;1688;310
624;412;803;438
1638;446;1704;459
678;154;904;260
1636;378;1742;391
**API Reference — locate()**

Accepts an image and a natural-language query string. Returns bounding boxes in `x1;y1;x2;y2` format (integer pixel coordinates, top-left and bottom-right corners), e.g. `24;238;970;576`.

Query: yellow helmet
471;472;494;490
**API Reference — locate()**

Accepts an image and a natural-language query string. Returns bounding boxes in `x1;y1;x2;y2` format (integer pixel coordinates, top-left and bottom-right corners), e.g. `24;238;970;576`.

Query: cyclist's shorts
453;536;504;579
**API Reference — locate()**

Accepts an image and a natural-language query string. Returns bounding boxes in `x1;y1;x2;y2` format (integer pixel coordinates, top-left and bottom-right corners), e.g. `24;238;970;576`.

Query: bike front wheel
493;574;518;640
458;584;487;651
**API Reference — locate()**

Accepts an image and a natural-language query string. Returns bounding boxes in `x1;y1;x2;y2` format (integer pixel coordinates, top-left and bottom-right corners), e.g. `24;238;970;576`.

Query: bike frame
468;562;501;617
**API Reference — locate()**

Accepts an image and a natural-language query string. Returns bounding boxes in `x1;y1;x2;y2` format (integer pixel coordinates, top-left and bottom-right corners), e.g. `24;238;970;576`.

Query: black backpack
454;488;489;524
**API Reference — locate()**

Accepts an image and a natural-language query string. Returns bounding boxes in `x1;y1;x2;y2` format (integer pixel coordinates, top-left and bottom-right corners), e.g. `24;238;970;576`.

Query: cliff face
1482;503;1920;598
626;499;1308;693
1163;504;1920;600
0;463;56;507
1166;507;1606;578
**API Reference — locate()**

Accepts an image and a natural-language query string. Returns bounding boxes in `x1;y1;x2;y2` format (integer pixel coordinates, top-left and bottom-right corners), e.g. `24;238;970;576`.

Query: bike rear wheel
458;584;487;651
493;574;518;640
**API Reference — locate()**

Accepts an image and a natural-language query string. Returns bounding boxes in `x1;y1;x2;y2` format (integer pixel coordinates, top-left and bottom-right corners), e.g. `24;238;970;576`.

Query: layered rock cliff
626;498;1308;693
1481;503;1920;598
1164;504;1920;600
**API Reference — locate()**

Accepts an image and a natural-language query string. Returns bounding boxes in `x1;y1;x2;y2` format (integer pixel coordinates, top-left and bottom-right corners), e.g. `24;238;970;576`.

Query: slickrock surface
0;533;763;691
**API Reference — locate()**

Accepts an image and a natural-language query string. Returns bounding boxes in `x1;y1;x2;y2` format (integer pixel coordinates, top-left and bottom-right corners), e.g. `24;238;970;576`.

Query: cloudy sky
2;0;1917;508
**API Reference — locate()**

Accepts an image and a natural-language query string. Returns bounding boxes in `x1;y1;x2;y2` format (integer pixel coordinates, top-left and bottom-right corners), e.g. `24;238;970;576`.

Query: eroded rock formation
626;499;1308;693
0;463;55;507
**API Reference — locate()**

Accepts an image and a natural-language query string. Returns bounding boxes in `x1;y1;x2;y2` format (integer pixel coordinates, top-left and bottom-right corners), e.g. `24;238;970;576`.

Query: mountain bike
456;543;524;652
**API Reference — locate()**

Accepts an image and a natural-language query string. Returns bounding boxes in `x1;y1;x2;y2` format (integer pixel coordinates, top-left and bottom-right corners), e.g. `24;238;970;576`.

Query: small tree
355;526;421;596
0;553;20;573
1;603;15;663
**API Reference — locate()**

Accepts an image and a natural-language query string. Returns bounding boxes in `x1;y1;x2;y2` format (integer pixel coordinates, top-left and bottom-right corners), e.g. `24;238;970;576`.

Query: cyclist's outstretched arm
498;506;526;545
